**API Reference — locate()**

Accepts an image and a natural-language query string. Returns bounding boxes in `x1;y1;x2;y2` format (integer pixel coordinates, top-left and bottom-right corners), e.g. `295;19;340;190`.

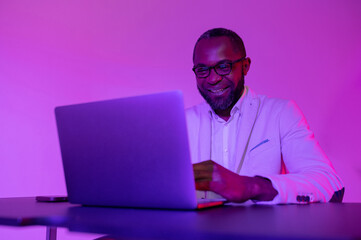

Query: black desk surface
0;197;360;240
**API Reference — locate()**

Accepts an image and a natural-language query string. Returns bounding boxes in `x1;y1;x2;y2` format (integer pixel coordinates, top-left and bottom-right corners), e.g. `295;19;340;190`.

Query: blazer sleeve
259;100;344;204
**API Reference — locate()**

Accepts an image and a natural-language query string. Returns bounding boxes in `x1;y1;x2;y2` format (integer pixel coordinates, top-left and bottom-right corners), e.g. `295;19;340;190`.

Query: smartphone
35;196;68;202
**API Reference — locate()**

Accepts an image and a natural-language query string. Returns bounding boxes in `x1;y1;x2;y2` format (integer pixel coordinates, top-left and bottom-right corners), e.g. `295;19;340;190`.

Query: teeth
210;88;225;93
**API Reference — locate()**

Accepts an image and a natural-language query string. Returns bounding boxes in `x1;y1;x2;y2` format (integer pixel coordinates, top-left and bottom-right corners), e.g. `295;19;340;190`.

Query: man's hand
193;160;278;203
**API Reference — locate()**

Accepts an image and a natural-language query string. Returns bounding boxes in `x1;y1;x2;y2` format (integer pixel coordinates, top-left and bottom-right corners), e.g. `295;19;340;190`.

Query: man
187;28;344;204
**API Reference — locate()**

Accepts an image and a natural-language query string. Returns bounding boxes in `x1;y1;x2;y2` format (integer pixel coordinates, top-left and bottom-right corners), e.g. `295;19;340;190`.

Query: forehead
193;36;240;65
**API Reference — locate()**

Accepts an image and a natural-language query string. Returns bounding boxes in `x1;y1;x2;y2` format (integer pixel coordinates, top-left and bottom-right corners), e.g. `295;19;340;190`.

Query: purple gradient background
1;0;361;239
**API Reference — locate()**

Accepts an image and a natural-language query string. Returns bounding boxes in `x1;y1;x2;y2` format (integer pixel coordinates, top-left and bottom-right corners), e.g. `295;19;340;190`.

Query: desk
0;197;361;240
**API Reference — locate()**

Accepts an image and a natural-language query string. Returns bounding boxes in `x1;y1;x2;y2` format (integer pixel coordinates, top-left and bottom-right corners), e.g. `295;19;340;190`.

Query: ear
243;57;251;76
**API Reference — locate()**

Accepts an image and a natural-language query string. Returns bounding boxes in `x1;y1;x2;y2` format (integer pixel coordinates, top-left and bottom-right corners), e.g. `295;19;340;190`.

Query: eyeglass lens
194;62;232;78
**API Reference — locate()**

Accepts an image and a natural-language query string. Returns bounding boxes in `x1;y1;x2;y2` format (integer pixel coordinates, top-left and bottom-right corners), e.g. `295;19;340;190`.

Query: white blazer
186;87;344;204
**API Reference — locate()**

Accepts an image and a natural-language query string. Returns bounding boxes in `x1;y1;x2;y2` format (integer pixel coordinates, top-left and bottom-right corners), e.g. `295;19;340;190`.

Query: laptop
55;91;225;210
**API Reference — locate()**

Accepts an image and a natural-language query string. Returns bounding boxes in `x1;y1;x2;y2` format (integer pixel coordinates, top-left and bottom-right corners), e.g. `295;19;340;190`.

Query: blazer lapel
233;90;260;174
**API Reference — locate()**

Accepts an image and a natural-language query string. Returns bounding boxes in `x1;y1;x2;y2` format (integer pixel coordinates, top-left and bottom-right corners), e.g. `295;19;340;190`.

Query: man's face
193;36;248;114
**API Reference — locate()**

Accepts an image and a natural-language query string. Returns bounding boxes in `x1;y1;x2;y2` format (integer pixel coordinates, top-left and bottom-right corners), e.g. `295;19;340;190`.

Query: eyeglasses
192;57;245;78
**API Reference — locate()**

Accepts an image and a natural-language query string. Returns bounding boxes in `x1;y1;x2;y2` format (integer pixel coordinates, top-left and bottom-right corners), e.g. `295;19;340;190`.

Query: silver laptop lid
55;91;197;209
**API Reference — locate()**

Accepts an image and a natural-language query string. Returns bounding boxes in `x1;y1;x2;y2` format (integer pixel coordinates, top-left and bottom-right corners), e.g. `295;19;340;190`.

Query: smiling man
187;28;344;204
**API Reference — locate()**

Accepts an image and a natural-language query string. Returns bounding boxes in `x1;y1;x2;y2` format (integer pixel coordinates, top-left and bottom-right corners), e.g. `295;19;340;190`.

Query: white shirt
209;87;246;172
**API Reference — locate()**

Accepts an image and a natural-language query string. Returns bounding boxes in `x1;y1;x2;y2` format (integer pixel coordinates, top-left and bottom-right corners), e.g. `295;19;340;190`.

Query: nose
207;68;222;85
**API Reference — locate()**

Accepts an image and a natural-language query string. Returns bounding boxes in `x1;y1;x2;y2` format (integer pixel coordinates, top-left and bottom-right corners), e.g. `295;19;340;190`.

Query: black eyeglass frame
192;57;246;78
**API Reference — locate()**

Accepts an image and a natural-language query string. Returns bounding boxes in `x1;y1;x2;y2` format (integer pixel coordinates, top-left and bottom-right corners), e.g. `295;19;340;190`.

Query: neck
215;109;231;121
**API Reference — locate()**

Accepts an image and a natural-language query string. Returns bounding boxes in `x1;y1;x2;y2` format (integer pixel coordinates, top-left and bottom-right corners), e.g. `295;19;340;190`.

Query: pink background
1;0;360;239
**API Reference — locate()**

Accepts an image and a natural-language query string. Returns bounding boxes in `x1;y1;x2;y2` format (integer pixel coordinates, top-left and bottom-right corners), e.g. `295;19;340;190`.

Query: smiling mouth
208;87;228;94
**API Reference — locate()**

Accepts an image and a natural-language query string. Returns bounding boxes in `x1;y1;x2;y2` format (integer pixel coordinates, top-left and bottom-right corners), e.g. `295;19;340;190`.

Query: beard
197;75;244;113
